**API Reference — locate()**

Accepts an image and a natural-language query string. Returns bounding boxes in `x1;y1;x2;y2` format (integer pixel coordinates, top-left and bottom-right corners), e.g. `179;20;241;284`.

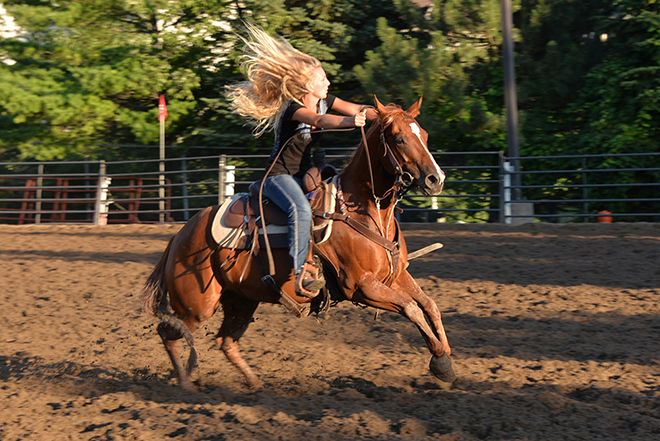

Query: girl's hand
354;108;367;127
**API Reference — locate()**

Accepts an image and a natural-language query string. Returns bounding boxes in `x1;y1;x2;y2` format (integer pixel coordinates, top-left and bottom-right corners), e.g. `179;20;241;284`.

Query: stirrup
295;260;325;299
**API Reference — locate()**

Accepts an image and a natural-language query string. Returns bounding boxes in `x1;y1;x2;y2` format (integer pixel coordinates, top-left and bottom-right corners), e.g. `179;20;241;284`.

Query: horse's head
374;96;445;195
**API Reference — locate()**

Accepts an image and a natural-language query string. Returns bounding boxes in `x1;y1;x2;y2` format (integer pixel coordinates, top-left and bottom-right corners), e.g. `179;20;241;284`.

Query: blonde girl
227;24;377;298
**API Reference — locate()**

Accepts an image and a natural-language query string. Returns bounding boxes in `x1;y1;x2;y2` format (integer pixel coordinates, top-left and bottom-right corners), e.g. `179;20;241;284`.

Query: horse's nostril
426;174;442;187
425;173;444;194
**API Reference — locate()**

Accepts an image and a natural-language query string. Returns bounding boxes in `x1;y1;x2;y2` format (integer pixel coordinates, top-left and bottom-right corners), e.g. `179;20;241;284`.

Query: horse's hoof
429;353;457;383
246;376;264;390
180;379;200;393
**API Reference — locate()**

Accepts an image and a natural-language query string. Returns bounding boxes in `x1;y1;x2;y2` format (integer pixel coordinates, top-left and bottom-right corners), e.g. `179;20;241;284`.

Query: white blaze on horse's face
409;122;445;182
409;122;425;147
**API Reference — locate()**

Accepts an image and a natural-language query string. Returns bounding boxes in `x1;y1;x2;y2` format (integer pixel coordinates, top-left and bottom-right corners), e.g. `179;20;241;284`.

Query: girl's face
306;66;330;100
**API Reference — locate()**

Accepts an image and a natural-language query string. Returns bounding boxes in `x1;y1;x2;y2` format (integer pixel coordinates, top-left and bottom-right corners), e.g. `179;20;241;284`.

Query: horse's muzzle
419;170;445;195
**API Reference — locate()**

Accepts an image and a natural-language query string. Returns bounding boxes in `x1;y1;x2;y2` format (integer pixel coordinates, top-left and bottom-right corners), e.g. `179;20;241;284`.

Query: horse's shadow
4;327;660;440
0;353;234;403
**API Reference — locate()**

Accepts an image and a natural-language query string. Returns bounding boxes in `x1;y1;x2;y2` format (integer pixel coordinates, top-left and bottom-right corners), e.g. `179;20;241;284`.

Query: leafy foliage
0;0;659;222
0;0;235;159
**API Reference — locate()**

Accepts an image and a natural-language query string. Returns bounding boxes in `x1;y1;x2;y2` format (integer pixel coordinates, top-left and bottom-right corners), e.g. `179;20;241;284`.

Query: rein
257;125;359;276
358;110;414;240
319;195;402;287
317;110;416;286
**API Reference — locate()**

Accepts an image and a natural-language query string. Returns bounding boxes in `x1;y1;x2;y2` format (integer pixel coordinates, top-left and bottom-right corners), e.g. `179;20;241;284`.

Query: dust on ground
1;222;659;440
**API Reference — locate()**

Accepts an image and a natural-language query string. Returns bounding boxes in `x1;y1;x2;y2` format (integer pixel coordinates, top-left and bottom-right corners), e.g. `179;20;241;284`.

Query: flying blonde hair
226;23;322;137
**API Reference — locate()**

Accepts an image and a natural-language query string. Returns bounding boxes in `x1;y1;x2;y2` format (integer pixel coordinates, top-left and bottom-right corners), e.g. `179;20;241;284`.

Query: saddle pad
211;194;289;249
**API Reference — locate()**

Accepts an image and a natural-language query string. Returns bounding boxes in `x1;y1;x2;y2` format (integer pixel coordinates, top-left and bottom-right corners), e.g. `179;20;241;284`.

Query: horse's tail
139;236;198;374
140;236;173;317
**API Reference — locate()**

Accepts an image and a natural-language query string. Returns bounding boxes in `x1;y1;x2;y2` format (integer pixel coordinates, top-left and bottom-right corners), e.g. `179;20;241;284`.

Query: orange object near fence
597;210;612;223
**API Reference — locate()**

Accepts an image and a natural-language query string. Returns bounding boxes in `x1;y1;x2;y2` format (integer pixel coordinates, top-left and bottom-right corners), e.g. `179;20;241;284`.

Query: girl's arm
331;97;378;121
292;106;366;129
292;97;377;129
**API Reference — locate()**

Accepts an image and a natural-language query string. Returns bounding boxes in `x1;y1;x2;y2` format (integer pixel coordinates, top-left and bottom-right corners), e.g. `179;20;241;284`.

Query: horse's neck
341;130;398;235
345;129;396;193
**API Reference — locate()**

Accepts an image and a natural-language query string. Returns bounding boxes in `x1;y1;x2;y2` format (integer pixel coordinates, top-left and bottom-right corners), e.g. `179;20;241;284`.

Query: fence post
582;157;589;222
84;155;92;220
93;161;112;225
225;165;235;202
218;155;235;204
35;163;44;224
218;154;226;205
182;153;189;221
159;154;165;224
502;161;513;224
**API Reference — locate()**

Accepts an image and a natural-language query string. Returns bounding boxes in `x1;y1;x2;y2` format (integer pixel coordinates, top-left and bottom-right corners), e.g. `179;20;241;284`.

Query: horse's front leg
355;274;456;382
391;270;451;356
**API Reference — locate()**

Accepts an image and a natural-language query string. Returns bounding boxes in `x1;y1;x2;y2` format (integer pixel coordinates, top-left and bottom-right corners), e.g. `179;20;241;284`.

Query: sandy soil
1;221;660;441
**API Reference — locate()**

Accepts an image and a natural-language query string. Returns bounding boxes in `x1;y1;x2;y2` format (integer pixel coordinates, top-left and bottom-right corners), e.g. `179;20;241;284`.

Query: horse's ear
406;96;423;118
374;95;387;114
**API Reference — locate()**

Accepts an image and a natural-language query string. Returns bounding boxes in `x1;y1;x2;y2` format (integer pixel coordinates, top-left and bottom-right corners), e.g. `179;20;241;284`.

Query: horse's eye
395;137;405;145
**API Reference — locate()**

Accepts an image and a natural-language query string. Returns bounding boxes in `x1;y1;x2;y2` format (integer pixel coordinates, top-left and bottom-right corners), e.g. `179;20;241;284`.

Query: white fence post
218;155;226;205
218;154;235;204
93;161;112;225
224;165;235;202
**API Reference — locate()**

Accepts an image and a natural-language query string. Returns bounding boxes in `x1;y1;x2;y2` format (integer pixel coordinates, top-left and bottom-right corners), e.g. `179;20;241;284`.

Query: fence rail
505;152;660;223
0;149;658;224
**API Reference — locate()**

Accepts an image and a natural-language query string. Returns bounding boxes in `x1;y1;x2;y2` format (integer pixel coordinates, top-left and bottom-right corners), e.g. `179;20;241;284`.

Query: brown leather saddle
222;188;288;228
222;165;338;229
219;165;338;318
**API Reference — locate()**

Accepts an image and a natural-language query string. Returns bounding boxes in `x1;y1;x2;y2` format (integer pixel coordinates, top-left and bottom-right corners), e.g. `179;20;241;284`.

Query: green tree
516;0;659;156
577;0;660;154
354;1;507;153
0;0;231;159
512;0;660;218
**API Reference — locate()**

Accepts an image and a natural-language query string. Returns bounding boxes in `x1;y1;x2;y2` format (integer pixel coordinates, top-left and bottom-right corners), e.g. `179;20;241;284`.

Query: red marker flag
158;95;168;120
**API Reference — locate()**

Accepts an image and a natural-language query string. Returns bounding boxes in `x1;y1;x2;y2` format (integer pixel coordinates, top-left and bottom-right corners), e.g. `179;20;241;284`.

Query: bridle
360;107;415;211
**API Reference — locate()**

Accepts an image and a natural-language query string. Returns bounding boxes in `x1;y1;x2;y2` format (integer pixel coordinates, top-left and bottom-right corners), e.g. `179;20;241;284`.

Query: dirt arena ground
1;221;660;440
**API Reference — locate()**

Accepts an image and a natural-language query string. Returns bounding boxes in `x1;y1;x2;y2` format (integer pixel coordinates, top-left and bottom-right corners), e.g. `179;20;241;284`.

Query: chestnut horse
140;96;455;391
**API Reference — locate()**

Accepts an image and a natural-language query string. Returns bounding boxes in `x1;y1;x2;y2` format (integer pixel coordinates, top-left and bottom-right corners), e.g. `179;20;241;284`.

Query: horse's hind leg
157;320;198;392
214;291;262;389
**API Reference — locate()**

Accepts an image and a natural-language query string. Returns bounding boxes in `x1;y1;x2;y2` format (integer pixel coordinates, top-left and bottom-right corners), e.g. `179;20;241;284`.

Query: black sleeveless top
267;94;336;179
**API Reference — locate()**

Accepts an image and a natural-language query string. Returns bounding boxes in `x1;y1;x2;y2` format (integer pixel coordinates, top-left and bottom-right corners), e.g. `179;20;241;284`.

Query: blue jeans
261;174;312;275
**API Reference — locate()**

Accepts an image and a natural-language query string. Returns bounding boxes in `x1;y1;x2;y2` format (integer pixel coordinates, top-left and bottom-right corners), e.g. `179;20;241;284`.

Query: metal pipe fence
503;152;660;223
0;149;658;224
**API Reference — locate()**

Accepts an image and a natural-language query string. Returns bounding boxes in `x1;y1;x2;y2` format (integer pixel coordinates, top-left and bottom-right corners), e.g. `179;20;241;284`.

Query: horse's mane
377;102;407;127
344;102;406;168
